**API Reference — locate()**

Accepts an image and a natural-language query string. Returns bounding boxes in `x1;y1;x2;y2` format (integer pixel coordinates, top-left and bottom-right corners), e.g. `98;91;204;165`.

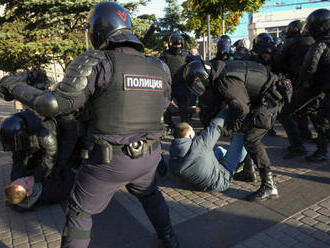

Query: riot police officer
200;35;234;130
0;110;57;183
210;35;234;62
183;59;292;202
0;2;179;248
243;33;282;77
274;20;316;159
160;32;194;125
232;39;250;59
295;8;330;162
231;33;278;181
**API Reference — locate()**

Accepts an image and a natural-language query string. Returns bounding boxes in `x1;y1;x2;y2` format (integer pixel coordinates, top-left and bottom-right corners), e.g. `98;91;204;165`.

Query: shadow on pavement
274;168;330;185
91;192;329;248
0;241;9;248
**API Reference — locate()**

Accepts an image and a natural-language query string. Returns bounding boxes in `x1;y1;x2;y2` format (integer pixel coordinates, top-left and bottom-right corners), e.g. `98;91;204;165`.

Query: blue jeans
214;133;247;178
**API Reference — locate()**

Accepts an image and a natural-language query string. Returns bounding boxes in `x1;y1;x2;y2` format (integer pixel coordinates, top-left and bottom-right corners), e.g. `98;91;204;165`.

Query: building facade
248;5;330;42
231;0;330;46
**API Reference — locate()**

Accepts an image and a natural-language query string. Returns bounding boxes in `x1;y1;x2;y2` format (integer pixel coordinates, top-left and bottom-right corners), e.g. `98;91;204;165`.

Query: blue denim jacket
169;113;231;192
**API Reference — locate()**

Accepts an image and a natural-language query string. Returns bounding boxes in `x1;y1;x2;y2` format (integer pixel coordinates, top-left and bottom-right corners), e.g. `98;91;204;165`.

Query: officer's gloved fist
0;85;14;101
0;73;28;93
276;78;293;103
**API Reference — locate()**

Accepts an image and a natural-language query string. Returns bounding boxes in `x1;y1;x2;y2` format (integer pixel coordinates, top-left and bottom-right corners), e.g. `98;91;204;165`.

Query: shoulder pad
35;91;59;117
60;50;106;93
303;41;327;73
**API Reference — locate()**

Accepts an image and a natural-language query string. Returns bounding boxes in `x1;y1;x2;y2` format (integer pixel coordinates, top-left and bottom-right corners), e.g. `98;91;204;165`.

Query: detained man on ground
169;110;247;192
4;165;75;210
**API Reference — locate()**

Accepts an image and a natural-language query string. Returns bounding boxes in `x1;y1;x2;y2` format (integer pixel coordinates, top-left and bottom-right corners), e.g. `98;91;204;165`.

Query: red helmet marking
117;10;127;22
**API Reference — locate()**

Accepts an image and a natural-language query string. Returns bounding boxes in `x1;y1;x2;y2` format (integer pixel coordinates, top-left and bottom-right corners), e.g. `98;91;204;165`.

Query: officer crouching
183;59;292;202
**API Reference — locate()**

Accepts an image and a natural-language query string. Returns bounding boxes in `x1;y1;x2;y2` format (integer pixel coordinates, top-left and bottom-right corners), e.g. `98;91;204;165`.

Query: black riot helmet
217;35;231;55
233;39;249;55
305;8;330;39
252;33;276;55
183;60;212;96
253;33;274;52
168;33;184;48
0;115;29;152
86;2;143;50
285;20;304;38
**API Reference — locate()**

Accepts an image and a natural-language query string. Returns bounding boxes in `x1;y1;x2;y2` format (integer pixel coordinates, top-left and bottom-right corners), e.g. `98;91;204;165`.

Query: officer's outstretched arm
1;50;105;117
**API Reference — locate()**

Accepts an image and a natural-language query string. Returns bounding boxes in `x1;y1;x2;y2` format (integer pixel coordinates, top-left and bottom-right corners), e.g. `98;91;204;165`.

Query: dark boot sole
247;194;279;202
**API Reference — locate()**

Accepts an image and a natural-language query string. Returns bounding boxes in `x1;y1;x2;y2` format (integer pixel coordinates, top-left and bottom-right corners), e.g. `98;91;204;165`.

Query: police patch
124;74;165;92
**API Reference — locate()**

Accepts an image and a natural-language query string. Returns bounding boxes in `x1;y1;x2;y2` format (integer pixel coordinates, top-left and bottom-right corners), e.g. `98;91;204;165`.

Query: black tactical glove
0;85;14;101
276;78;293;103
0;73;28;93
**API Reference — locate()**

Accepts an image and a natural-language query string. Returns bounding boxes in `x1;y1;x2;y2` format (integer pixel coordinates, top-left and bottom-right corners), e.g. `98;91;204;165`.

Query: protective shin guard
140;190;180;248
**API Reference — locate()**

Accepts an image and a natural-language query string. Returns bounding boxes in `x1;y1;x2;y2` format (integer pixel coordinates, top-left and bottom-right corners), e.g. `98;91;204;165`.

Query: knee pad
63;201;91;240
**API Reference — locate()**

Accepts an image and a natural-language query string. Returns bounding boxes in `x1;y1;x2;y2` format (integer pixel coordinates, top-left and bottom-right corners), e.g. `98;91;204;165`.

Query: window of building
265;26;287;38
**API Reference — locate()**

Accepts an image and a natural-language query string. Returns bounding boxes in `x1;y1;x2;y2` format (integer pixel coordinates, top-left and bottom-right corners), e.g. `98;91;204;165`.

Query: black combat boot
140;191;180;248
305;150;328;162
283;145;307;160
247;169;279;202
305;136;328;162
233;155;256;182
157;224;180;248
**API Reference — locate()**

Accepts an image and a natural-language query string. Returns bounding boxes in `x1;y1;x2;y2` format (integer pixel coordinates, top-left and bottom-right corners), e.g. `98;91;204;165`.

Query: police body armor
221;60;269;100
162;50;188;85
280;35;314;80
89;51;168;135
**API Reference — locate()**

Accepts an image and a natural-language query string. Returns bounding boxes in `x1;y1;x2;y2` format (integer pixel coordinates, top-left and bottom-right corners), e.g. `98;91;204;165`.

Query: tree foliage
182;0;265;37
155;0;197;52
0;0;152;72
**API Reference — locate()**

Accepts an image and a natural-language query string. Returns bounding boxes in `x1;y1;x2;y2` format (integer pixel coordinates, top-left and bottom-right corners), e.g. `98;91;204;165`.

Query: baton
292;93;325;116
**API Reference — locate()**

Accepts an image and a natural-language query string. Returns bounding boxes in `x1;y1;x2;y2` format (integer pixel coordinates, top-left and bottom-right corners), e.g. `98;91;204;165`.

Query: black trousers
243;102;283;172
290;86;328;154
61;145;171;248
244;127;271;171
278;102;304;147
313;92;330;155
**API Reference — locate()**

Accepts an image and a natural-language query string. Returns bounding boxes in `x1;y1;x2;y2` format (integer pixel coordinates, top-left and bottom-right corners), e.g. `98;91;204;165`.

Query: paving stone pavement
115;126;328;233
232;197;330;248
0;99;329;248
